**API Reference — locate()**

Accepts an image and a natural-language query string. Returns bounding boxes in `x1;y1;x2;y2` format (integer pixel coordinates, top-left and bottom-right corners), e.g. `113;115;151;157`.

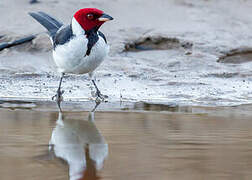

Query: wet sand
0;102;252;180
1;0;252;105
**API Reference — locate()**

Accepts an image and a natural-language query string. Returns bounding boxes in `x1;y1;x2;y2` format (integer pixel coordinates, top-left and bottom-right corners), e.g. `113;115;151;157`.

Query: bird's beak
98;13;113;22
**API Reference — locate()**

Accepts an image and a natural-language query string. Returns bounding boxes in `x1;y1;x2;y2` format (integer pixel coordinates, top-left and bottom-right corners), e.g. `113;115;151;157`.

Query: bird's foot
91;89;108;103
52;89;65;107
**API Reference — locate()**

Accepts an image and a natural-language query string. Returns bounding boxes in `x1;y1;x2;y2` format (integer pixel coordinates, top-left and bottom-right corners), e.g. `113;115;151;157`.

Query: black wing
29;11;63;38
98;31;107;43
53;25;74;48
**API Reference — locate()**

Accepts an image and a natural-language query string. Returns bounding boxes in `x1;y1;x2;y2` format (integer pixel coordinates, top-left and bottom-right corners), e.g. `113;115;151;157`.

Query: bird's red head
73;8;113;32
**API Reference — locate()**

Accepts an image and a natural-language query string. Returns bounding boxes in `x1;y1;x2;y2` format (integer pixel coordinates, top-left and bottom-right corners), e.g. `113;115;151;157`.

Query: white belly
52;35;109;74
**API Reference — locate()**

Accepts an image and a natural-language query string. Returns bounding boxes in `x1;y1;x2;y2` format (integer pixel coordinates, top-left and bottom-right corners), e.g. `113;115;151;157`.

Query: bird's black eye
87;13;94;20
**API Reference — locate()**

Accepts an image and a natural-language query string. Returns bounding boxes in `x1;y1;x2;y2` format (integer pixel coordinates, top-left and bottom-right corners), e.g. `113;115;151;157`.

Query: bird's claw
94;90;108;103
52;89;64;104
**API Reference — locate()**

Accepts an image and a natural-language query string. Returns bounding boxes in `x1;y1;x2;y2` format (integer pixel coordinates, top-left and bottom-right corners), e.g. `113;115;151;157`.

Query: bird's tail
29;11;63;38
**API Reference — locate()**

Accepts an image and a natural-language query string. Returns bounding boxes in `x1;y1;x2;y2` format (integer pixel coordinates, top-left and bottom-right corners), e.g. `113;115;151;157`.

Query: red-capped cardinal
29;8;113;107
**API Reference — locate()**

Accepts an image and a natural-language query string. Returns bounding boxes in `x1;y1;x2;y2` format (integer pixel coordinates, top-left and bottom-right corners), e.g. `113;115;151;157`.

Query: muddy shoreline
1;0;252;106
1;98;252;117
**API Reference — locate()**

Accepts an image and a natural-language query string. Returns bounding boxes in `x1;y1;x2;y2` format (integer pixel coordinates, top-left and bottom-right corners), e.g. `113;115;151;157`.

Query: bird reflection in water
49;102;108;180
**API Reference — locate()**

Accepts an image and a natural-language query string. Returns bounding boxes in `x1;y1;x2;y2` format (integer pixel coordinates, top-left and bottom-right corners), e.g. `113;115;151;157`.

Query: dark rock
29;0;39;4
218;48;252;64
124;36;193;52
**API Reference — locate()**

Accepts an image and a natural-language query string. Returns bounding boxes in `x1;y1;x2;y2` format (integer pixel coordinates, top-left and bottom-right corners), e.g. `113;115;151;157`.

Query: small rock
29;0;39;4
185;51;192;55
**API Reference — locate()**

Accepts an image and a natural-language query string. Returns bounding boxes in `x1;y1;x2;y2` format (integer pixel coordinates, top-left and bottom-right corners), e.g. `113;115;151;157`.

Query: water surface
0;102;252;180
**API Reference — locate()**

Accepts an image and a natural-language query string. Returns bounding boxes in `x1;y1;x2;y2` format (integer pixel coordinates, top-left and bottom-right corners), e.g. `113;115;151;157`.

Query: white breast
52;35;109;74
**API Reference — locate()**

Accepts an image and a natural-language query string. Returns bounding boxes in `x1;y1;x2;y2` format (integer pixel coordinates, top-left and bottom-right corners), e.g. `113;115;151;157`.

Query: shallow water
1;102;252;180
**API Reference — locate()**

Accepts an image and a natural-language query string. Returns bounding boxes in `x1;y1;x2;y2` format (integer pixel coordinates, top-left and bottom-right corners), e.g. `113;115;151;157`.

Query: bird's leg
52;73;65;109
88;72;108;103
92;79;102;98
91;79;108;102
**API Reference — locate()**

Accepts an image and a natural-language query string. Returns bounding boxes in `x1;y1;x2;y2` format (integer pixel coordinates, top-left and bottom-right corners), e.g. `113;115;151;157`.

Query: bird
29;8;113;107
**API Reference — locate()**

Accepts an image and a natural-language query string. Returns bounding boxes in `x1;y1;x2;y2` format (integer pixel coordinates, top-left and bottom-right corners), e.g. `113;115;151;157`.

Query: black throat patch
85;26;99;56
